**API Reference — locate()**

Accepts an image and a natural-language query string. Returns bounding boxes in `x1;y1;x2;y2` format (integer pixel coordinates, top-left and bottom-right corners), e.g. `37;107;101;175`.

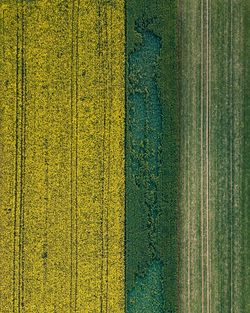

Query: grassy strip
179;1;249;312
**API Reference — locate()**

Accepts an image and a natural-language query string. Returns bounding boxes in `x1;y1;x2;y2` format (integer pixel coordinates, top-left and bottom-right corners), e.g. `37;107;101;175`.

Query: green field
179;1;250;312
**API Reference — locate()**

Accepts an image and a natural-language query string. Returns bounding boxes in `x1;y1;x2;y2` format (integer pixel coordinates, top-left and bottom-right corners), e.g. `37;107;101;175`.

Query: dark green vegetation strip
179;1;250;312
125;0;178;312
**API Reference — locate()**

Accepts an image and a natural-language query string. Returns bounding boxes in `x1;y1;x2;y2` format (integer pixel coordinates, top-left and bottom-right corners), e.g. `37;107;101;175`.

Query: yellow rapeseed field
0;1;124;312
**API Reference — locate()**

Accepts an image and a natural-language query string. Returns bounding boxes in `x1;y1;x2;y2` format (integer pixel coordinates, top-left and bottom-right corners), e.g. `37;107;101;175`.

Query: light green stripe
179;1;249;312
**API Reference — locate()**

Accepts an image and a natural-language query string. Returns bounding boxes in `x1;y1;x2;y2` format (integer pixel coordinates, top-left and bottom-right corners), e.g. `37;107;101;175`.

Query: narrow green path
243;2;250;311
